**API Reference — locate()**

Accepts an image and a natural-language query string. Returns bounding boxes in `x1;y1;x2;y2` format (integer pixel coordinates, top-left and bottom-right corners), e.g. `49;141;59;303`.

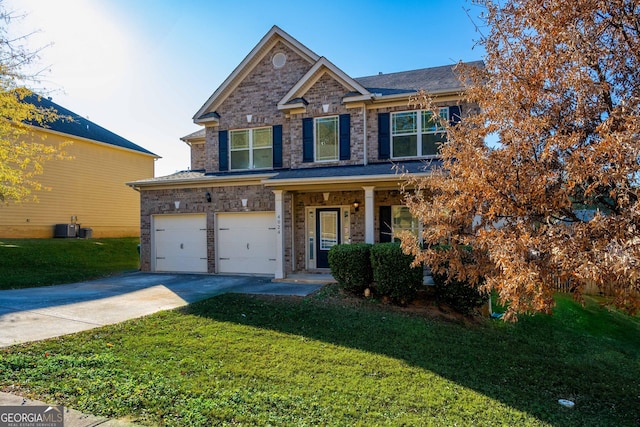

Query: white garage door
153;214;207;273
217;212;276;275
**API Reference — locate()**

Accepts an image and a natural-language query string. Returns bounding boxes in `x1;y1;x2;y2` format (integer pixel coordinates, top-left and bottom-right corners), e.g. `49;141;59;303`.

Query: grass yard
0;238;140;289
1;286;638;426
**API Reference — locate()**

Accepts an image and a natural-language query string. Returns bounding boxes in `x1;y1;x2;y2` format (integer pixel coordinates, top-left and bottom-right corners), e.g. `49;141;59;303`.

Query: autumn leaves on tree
402;0;640;319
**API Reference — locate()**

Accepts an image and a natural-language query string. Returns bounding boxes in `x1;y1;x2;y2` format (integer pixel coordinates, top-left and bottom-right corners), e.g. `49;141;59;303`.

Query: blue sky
6;0;485;176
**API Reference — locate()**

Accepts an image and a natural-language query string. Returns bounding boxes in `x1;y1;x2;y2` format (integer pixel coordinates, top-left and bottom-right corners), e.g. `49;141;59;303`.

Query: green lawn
1;286;638;426
0;238;140;289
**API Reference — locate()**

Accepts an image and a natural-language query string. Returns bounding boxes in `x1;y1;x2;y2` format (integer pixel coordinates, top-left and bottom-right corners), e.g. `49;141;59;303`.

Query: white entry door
153;214;207;273
216;212;276;275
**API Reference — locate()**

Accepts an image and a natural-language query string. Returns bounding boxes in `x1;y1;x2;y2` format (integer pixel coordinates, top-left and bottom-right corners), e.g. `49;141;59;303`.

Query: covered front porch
264;161;436;279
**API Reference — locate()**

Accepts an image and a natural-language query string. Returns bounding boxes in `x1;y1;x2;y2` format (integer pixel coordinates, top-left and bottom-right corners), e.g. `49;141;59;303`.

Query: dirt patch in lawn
269;284;488;325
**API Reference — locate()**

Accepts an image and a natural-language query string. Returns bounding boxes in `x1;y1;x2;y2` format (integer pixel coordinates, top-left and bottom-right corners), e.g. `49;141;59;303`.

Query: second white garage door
217;212;276;275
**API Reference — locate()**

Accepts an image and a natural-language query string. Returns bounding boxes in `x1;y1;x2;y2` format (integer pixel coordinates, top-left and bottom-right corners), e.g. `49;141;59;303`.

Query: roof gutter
127;173;278;190
261;171;430;188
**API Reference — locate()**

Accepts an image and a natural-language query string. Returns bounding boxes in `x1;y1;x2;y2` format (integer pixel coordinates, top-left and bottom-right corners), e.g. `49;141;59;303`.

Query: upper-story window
315;116;339;162
302;114;350;164
391;107;449;158
230;127;273;170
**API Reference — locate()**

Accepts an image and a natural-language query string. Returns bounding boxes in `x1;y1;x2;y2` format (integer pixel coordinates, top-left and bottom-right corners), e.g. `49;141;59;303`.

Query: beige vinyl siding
0;129;155;238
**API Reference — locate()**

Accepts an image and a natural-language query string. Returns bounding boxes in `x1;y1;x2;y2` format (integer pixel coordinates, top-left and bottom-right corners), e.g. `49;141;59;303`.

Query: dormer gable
193;25;320;125
277;57;372;113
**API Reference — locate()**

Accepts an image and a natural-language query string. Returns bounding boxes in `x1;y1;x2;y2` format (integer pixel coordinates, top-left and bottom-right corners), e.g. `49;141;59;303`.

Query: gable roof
193;25;320;124
193;26;483;125
24;94;158;157
278;57;371;110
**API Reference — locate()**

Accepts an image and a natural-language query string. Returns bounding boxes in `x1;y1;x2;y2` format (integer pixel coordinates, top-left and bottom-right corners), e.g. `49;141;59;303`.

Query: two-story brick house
128;26;481;279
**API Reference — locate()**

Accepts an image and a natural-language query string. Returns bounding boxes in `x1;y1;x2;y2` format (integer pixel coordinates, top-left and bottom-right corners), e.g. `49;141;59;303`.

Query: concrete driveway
0;272;323;348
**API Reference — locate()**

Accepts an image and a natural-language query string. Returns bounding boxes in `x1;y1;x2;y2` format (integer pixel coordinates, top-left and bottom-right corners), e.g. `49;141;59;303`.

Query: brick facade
205;41;312;172
139;184;276;273
190;142;206;170
132;26;475;278
288;73;364;169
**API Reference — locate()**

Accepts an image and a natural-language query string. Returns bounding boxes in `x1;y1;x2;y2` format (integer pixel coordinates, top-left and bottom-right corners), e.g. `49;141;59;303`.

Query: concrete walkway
0;272;325;425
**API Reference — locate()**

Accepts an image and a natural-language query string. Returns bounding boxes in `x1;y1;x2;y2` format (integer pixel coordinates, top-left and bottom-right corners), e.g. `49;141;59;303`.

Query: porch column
273;190;285;279
363;186;375;244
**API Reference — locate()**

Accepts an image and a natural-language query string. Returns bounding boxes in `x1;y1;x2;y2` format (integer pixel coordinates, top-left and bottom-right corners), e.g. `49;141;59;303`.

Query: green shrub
328;243;373;294
370;242;423;304
431;248;488;315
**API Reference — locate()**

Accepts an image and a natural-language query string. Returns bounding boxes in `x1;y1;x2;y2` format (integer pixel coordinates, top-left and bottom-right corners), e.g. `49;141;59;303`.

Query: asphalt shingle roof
130;160;442;186
354;60;484;94
181;128;206;141
23;94;157;157
267;160;442;180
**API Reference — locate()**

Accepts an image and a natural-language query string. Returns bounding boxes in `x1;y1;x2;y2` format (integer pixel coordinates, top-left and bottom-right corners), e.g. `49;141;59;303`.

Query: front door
316;208;341;268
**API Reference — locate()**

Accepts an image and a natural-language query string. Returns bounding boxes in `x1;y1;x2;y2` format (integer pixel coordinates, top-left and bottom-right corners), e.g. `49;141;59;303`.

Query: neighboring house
0;95;158;238
128;25;481;278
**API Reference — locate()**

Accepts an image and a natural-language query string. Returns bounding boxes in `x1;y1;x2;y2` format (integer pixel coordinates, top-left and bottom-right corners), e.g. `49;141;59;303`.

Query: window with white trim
315;116;338;161
230;127;272;170
391;107;449;158
392;206;420;241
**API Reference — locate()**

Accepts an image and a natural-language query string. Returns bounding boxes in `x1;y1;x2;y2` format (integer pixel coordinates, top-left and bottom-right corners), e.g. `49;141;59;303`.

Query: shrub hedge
431;245;488;314
328;243;373;294
370;242;423;304
432;271;487;315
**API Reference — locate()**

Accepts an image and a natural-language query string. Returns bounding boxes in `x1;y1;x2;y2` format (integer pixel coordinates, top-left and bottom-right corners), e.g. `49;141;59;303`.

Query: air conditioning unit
54;224;79;238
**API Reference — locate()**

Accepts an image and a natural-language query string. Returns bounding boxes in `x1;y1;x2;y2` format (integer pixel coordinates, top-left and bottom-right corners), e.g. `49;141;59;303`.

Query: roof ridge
354;60;483;80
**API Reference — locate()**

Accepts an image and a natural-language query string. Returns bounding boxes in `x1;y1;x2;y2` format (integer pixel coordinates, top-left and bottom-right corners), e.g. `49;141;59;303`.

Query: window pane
421;132;447;155
316;116;338;161
253;127;272;148
422;111;437;132
230;150;249;170
392;135;417;157
230;130;249;149
392;206;419;240
393;112;417;134
439;107;449;122
253;147;273;169
320;211;338;250
422;108;448;132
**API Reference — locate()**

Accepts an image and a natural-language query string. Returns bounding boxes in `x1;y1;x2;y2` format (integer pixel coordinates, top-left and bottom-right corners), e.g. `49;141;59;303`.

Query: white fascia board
193;26;320;122
261;172;430;187
371;87;465;103
128;173;278;190
342;93;374;103
278;57;371;107
193;116;220;125
277;102;307;111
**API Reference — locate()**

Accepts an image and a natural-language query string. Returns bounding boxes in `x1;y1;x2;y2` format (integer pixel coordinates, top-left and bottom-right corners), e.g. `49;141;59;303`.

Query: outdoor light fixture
206;192;212;203
353;200;360;212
